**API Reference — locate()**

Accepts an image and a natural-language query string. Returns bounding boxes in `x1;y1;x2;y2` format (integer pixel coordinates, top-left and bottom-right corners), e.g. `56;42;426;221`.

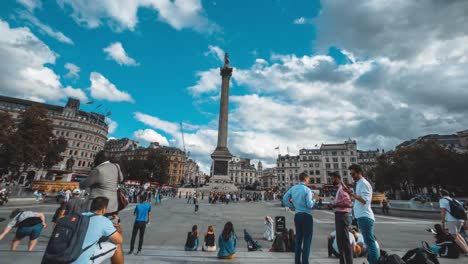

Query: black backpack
443;198;467;220
377;250;406;264
42;213;95;264
402;242;440;264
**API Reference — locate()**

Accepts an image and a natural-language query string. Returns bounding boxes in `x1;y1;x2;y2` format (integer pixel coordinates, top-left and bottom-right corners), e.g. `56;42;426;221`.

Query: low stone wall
371;205;440;220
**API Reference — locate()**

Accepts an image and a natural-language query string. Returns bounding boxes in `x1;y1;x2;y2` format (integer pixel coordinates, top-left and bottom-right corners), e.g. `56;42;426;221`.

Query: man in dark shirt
59;189;86;218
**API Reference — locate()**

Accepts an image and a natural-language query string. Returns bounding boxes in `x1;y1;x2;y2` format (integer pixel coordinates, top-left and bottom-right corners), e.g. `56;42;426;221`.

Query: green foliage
0;106;67;177
374;140;468;195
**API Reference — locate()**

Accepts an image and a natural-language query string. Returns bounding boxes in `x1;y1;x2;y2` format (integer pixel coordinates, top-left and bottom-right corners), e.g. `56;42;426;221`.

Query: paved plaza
0;198;462;263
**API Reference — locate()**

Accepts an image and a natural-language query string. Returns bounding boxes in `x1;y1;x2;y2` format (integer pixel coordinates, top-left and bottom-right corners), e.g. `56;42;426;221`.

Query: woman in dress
263;215;274;241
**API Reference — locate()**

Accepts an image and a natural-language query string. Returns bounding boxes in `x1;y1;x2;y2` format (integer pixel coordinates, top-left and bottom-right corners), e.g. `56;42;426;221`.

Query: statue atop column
224;53;230;67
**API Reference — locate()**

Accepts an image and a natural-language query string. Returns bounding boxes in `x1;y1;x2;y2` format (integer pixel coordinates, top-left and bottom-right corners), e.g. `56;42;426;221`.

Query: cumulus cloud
88;72;134;102
314;0;468;60
106;117;118;134
204;45;224;62
63;86;88;101
57;0;218;33
187;68;220;96
64;63;80;80
134;112;179;135
103;42;139;66
133;129;169;146
0;19;86;102
17;10;73;44
17;0;41;12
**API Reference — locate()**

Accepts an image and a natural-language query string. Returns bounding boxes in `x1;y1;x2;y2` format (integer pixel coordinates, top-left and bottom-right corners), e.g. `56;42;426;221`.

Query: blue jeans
357;217;380;264
294;213;313;264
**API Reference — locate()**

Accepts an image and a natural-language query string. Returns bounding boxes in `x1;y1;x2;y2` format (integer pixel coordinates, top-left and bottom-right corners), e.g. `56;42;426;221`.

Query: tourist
263;215;274;241
33;190;42;201
64;189;71;202
128;195;151;255
194;196;199;214
218;222;237;259
72;197;123;264
202;225;217;252
270;229;289;252
329;171;353;264
343;164;380;264
427;223;459;258
439;189;468;253
59;188;86;218
382;199;390;215
282;172;319;264
288;229;296;252
184;225;199;251
0;209;47;251
80;156;124;216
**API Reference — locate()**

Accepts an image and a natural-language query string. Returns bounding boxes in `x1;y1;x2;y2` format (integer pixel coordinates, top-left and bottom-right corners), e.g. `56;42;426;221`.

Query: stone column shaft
217;67;232;148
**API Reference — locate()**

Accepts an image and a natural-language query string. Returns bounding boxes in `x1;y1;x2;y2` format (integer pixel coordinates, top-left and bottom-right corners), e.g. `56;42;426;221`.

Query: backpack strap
14;211;24;227
442;198;453;214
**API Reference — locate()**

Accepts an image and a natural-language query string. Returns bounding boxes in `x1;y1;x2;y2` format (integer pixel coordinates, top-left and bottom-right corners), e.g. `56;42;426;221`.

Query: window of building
332;151;337;155
343;171;347;176
316;178;321;184
350;158;356;162
325;163;331;169
342;163;347;168
326;157;329;162
332;158;338;162
310;170;314;175
69;150;73;155
310;178;315;183
341;157;345;162
333;163;339;169
316;170;320;175
74;150;78;155
77;160;81;166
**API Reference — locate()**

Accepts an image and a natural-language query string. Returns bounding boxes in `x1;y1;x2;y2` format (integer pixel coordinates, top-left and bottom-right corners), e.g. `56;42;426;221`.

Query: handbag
112;163;128;211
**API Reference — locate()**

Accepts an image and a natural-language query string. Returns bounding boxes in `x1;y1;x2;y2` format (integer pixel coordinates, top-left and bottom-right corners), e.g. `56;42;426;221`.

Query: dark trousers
335;212;353;264
294;213;313;264
130;221;146;251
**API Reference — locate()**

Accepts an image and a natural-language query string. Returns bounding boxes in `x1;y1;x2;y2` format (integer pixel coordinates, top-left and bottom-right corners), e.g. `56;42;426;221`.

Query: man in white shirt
343;164;380;264
439;189;468;253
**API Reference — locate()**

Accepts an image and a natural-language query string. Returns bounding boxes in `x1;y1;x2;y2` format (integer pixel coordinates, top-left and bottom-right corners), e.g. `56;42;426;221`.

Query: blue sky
1;0;468;171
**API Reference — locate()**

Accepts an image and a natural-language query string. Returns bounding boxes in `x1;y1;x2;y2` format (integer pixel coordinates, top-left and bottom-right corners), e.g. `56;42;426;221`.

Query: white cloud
17;11;73;44
187;68;220;96
204;45;224;62
293;17;313;25
106;117;118;134
17;0;42;12
64;63;80;79
134;112;179;135
63;86;88;101
133;129;169;146
0;19;86;103
57;0;218;33
103;42;139;66
88;72;134;102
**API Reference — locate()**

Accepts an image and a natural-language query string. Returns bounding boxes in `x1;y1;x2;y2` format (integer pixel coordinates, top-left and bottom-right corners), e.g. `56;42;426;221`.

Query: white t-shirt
353;178;375;220
439;196;458;222
331;231;356;253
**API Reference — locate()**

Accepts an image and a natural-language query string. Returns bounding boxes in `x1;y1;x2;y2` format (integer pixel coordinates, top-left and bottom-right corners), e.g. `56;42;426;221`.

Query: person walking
439;189;468;253
329;171;353;264
282;172;319;264
382;199;390;215
194;196;199;214
128;195;151;255
343;164;380;264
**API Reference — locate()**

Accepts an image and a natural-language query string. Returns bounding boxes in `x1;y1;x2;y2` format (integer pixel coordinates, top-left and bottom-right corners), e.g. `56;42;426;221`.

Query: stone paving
0;197;465;263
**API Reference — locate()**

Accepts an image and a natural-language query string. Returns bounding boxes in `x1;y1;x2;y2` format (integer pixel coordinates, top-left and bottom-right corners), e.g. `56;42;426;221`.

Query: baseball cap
72;189;81;194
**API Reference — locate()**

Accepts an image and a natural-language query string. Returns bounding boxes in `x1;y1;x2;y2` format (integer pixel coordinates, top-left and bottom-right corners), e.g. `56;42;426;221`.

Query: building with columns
0;95;108;177
229;157;261;187
260;167;277;190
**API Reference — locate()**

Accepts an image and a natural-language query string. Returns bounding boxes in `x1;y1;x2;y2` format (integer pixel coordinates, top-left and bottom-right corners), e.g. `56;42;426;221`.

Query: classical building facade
0;95;108;176
228;157;260;186
357;149;383;180
104;140;187;185
260;167;277;189
276;139;359;190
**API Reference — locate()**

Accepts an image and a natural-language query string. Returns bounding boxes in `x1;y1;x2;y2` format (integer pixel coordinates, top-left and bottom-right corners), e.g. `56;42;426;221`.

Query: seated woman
351;228;380;258
287;229;296;252
263;216;274;241
184;225;199;251
202;225;217;252
218;222;237;259
270;229;289;252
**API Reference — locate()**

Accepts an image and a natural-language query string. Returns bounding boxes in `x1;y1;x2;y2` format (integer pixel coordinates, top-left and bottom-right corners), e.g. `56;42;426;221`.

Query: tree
0;112;15;175
144;149;169;184
93;150;107;167
42;137;68;170
0;112;14;145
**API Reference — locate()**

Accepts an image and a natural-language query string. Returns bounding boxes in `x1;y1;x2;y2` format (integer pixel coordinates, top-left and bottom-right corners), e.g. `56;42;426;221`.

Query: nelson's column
210;53;234;185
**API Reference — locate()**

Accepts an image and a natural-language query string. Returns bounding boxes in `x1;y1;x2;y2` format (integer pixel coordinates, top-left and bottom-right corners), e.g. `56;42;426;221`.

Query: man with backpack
0;209;46;251
42;196;124;264
438;189;468;254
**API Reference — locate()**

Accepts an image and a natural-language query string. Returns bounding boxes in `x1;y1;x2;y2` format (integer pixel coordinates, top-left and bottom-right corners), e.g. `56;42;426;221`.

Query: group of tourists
184;222;238;259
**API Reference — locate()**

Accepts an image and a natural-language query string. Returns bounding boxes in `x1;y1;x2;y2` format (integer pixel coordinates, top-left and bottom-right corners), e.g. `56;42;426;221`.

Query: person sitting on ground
427;223;460;258
185;225;199;251
350;227;380;258
327;230;357;258
218;222;237;259
270;229;289;252
263;216;274;241
0;209;47;251
288;229;296;252
72;196;123;264
202;225;217;252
